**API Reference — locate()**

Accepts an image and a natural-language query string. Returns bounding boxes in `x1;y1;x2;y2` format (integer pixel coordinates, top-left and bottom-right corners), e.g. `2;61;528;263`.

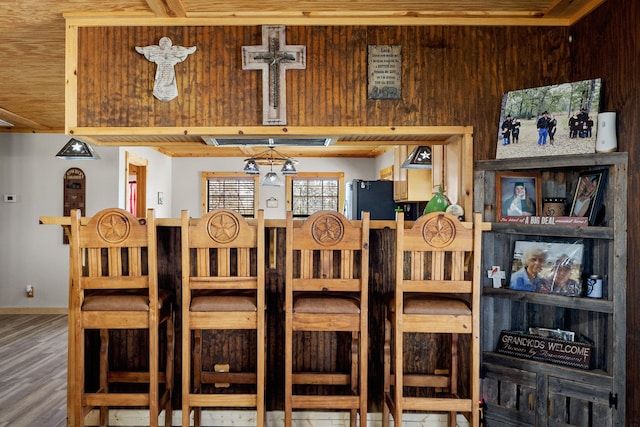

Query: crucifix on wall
242;25;306;126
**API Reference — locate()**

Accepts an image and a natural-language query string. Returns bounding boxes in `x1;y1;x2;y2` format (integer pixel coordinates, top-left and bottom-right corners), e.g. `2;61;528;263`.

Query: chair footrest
108;371;167;383
83;392;149;407
291;395;361;410
187;393;257;407
403;396;472;412
402;373;450;388
292;372;350;385
201;371;256;384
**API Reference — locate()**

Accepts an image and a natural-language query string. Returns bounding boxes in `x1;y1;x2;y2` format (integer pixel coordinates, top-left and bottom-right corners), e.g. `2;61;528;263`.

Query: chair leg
257;312;266;427
284;325;292;427
382;319;391;427
393;329;403;427
350;331;361;427
181;325;191;427
99;329;109;427
74;328;85;427
448;333;459;427
360;329;367;427
351;331;358;394
450;333;459;396
285;407;292;427
150;318;160;427
164;312;175;427
193;329;203;427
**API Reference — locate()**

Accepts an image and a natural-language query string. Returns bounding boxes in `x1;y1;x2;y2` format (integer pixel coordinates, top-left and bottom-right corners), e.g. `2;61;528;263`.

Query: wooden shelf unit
474;152;627;426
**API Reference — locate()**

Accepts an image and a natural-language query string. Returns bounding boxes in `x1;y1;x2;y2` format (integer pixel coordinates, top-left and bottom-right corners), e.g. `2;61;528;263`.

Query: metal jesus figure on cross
242;25;306;125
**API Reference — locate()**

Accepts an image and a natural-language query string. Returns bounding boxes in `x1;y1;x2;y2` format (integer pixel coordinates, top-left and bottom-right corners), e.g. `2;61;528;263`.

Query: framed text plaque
63;168;85;244
367;45;401;99
496;330;592;369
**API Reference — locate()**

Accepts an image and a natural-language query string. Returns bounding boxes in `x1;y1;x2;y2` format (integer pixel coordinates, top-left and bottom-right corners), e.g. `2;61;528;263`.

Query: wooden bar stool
383;212;482;427
69;208;175;427
181;209;266;427
284;210;369;427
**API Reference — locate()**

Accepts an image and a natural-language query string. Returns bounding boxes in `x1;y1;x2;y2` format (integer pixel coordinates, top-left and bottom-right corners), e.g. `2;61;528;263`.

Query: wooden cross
242;25;306;126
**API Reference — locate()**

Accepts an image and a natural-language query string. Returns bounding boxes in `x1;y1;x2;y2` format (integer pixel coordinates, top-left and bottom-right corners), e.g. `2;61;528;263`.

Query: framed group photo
495;78;602;159
496;172;542;221
569;169;608;225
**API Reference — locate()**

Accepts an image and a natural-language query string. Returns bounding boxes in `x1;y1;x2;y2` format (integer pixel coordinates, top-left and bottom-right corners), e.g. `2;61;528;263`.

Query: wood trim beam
65;23;78;133
69;125;474;138
63;13;574;27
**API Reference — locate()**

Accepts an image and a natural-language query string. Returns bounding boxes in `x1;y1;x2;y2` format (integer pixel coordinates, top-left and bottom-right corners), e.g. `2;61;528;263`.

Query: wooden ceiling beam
145;0;187;18
0;107;51;130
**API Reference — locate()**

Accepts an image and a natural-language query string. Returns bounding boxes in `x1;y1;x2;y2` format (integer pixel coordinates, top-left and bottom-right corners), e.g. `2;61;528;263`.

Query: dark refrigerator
348;179;421;221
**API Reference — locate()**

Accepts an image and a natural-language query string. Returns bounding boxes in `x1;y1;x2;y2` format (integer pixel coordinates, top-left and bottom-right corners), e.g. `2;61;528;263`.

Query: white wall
1;134;390;309
0;134;119;309
171;156;386;219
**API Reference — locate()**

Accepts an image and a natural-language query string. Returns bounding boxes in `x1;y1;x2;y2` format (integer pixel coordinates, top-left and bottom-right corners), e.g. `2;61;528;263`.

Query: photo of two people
509;241;584;297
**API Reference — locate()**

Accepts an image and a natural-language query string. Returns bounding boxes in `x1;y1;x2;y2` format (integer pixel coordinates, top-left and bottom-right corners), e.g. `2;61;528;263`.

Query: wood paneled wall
570;0;640;424
75;25;570;160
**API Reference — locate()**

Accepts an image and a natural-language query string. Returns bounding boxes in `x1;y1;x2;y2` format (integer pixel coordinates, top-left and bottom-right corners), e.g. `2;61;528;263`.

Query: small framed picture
496;172;542;221
266;197;278;208
529;327;575;342
569;169;608;225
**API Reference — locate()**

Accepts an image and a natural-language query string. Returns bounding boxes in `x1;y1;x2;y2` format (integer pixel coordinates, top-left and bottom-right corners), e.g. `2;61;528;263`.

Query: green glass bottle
424;185;450;214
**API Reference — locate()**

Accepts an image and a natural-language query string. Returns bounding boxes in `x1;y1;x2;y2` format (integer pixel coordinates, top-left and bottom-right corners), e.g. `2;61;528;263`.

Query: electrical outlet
26;285;34;298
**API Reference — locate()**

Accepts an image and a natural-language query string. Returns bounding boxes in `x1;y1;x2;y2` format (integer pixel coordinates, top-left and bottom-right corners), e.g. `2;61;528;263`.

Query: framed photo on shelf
529;327;575;342
496;172;542;221
509;240;585;296
569;169;608;225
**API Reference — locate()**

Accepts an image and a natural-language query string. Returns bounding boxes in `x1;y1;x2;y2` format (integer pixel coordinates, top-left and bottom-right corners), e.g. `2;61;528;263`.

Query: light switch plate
3;194;16;203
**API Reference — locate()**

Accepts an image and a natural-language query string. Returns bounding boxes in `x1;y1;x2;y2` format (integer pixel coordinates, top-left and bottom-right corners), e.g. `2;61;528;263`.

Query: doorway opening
125;152;147;217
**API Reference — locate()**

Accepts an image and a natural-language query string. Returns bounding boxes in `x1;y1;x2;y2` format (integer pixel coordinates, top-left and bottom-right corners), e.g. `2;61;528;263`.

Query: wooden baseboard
0;307;68;314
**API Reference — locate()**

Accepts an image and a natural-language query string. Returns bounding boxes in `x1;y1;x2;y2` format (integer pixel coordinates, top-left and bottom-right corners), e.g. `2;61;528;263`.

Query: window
286;172;344;217
201;172;258;217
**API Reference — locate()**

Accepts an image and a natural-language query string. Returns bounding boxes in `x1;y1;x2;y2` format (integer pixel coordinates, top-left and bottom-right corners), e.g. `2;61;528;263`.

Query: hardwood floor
0;315;469;426
0;314;67;427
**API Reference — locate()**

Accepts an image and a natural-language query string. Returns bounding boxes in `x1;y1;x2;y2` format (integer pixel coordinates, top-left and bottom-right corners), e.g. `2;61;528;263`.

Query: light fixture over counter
243;140;299;187
401;145;432;169
55;138;100;160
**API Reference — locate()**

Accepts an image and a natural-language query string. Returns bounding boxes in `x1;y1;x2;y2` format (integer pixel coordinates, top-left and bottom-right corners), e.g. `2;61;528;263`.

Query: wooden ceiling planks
0;0;604;157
